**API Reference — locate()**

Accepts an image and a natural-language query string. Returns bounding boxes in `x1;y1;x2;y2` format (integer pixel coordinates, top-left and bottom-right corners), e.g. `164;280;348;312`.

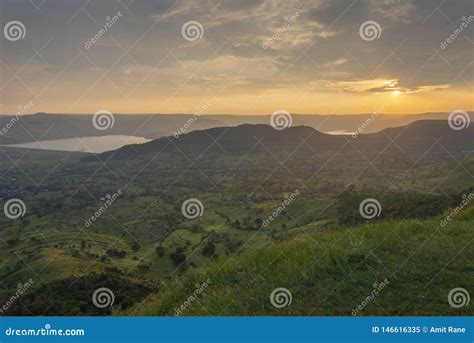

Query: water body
3;135;151;153
325;130;356;136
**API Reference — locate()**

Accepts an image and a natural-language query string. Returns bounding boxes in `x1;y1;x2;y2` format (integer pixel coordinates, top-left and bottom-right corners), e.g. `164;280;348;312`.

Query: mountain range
0;112;472;145
91;120;474;161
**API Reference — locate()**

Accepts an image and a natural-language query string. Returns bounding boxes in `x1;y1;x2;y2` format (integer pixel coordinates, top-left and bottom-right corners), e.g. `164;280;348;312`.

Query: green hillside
1;122;472;316
123;205;473;316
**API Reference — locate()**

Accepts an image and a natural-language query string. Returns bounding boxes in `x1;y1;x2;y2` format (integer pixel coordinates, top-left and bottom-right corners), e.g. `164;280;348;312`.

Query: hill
0;113;222;145
1;119;472;316
2;112;472;145
91;120;474;161
123;204;474;316
0;146;87;161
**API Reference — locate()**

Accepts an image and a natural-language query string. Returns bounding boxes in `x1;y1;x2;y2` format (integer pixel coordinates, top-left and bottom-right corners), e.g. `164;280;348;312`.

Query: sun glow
392;90;401;96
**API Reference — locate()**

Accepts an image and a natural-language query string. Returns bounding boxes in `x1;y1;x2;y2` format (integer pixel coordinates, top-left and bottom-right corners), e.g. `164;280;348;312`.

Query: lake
325;130;356;136
2;135;151;153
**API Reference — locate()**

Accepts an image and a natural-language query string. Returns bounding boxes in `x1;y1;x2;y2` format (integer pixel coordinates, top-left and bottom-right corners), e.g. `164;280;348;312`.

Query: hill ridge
90;120;474;161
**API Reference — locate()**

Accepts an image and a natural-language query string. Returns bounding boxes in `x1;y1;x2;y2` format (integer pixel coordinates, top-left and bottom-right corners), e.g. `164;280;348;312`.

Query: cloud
0;0;472;114
368;0;416;23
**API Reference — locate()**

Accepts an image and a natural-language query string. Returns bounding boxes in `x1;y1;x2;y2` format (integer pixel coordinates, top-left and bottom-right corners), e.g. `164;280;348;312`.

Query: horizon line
2;110;473;117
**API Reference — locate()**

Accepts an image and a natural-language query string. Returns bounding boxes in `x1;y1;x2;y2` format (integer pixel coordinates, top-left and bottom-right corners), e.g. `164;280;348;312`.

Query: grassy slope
123;205;473;316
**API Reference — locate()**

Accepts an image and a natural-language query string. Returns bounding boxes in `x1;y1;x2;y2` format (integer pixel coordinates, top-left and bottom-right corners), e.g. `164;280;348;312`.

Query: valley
0;120;472;315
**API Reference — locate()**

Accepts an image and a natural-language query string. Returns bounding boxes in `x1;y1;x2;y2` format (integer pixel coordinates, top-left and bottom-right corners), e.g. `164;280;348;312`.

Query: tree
202;241;216;257
131;242;141;252
155;246;165;257
170;247;186;266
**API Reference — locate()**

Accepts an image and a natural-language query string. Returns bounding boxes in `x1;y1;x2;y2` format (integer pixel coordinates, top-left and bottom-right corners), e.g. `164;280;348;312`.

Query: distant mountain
0;113;222;145
356;120;474;154
91;120;473;161
1;112;471;145
90;124;344;160
0;146;86;161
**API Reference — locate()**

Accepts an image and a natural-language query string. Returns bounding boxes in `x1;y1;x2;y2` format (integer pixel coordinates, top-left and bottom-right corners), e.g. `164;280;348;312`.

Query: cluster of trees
336;187;457;226
4;273;152;316
105;248;127;259
170;247;186;267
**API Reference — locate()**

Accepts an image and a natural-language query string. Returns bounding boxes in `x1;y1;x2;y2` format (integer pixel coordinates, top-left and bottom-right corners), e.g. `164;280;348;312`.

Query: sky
0;0;473;115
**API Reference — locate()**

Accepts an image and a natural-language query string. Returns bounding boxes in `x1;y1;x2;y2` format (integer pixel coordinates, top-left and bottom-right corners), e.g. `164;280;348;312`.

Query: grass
1;148;472;315
121;205;473;316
